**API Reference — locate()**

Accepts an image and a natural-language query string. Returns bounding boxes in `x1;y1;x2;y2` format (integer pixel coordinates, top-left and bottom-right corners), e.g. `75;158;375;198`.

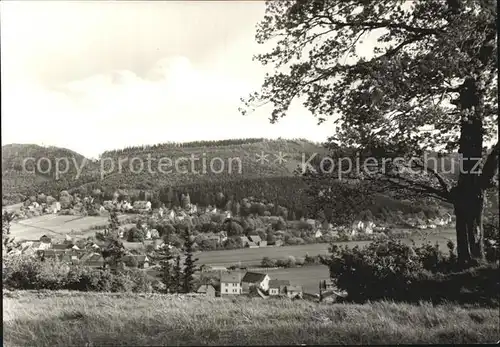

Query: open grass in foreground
3;290;499;346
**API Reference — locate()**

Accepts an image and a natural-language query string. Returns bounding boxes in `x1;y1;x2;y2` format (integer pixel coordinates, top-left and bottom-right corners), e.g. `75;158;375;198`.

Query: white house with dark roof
220;272;242;295
241;272;270;293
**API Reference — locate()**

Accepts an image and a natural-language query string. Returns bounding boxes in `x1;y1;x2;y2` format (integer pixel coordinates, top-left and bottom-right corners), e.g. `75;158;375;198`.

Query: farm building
268;280;290;296
239;236;250;247
220;272;242;295
122;255;150;268
241;272;270;293
248;235;262;244
197;284;216;297
81;253;105;268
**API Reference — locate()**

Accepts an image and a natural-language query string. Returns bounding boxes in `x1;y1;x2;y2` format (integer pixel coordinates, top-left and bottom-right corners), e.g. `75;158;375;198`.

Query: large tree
242;0;498;265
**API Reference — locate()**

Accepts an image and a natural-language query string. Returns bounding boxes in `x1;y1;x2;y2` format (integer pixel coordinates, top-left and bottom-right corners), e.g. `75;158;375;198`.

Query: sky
1;1;335;159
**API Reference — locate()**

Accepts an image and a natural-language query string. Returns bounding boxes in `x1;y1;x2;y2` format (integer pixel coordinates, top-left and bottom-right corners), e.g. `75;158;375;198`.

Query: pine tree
156;245;174;293
182;226;199;293
172;255;182;293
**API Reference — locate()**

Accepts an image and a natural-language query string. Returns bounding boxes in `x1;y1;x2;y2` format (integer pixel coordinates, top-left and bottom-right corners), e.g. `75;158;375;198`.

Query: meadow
9;214;134;241
196;228;457;267
3;290;498;346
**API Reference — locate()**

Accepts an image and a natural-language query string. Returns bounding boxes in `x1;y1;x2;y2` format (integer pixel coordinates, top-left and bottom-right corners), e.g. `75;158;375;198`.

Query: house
122;255;150;268
285;285;303;299
220;272;242;295
39;249;66;261
224;211;232;219
52;243;71;251
268;279;290;296
314;230;323;238
248;235;262;244
241;272;270;293
197;284;216;297
258;240;267;247
51;201;61;214
82;253;105;268
136;255;150;268
145;229;152;240
239;236;250;247
364;221;375;234
248;242;259;248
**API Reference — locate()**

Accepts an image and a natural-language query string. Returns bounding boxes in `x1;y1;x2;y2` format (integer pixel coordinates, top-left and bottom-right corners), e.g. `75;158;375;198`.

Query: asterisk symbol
274;151;288;164
256;151;269;165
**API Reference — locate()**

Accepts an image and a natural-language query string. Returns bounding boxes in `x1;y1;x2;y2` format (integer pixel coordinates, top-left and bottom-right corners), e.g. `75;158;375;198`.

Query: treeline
100;138;287;157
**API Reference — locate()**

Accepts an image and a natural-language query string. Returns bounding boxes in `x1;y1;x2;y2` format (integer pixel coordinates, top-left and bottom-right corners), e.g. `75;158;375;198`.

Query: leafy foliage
243;0;498;264
322;239;499;304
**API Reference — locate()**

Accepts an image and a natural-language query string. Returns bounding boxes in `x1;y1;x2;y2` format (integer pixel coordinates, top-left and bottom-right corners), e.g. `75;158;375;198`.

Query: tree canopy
243;0;498;264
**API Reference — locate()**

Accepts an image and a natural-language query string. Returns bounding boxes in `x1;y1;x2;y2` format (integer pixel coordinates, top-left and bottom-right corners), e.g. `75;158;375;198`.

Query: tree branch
319;16;445;35
480;142;499;189
411;160;451;196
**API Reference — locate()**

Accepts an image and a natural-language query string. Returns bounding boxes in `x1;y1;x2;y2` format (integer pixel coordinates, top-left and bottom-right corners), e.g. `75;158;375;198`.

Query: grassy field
197;228;457;267
9;214;134;241
3;290;498;346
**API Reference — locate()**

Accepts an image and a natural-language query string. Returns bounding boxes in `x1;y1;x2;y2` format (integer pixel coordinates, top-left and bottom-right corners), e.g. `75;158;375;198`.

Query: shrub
261;256;276;268
2;256;156;293
322;239;498;304
286;256;296;268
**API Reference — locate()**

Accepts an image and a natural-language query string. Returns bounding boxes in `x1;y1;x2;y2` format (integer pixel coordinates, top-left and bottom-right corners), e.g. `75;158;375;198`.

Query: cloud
1;2;333;158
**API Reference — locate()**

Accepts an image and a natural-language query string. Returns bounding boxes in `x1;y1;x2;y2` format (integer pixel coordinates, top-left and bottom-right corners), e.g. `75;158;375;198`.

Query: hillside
3;290;498;346
2;144;99;203
2;139;328;204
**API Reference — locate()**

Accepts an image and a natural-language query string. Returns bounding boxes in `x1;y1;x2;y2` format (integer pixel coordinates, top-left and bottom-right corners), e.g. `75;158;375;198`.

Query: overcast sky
1;1;335;158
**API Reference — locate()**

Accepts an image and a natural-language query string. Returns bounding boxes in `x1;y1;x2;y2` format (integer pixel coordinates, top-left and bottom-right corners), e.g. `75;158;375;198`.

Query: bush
322;239;498;304
127;227;145;242
484;213;499;262
261;256;276;268
2;255;155;293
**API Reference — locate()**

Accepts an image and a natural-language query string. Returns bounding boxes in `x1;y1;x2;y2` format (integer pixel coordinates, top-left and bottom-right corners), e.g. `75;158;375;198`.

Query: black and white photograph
2;0;499;345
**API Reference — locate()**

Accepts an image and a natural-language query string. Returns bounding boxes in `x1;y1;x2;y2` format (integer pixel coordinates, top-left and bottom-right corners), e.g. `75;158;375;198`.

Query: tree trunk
453;186;485;266
454;77;486;266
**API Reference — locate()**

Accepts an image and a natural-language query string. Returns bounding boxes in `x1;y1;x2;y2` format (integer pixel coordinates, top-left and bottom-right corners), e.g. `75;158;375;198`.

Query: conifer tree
182;226;199;293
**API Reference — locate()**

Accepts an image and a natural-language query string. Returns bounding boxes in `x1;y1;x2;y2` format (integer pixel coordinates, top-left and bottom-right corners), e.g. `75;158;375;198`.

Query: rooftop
220;272;241;283
269;280;290;288
241;272;268;283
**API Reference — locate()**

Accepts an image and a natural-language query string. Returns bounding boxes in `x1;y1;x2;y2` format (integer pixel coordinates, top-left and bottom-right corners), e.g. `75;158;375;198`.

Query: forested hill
1;139;327;204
